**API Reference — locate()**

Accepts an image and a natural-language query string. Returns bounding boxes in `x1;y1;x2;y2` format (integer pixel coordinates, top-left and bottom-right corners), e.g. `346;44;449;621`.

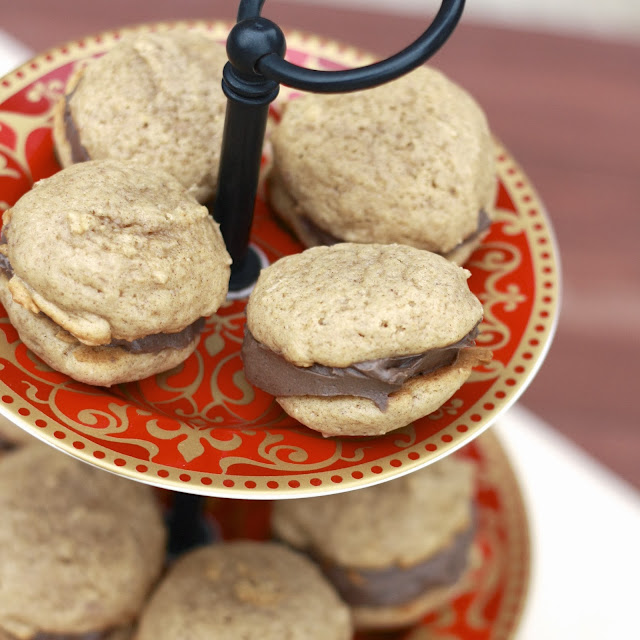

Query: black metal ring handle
217;0;465;291
237;0;267;22
237;0;465;92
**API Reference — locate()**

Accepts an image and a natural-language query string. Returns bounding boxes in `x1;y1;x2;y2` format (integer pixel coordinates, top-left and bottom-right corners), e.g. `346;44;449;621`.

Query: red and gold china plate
203;429;530;640
0;21;559;497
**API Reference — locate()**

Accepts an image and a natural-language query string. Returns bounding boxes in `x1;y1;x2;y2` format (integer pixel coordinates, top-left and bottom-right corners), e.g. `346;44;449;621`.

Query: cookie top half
0;444;166;639
272;455;475;569
246;243;483;367
2;160;231;346
54;30;228;203
135;541;352;640
271;65;495;253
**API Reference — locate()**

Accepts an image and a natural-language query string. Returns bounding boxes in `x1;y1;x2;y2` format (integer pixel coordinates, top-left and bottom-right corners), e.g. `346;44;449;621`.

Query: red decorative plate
203;429;530;639
0;21;559;497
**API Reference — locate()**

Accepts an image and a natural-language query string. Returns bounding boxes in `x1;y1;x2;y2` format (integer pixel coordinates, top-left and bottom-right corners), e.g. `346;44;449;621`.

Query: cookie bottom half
276;349;483;437
268;168;489;266
0;277;199;387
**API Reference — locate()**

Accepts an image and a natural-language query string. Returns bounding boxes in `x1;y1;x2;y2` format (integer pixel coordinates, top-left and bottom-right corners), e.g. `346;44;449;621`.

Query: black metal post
167;0;466;548
166;492;216;557
213;16;285;292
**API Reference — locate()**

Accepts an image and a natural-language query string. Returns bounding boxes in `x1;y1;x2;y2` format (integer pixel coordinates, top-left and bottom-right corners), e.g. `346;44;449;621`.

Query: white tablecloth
494;406;640;639
0;30;32;76
1;31;639;638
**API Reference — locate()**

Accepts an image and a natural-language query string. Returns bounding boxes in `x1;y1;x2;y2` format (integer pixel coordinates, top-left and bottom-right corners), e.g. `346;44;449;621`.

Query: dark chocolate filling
63;87;91;163
241;326;478;411
298;209;492;256
0;438;17;452
446;208;492;257
109;317;205;353
313;512;475;608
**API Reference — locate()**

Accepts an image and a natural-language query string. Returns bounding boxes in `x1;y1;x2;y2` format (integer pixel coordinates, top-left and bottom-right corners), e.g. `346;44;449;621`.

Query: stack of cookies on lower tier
0;442;167;640
0;436;477;638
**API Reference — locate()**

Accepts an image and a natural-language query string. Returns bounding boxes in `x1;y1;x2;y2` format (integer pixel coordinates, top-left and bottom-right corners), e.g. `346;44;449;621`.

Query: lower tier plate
195;429;530;639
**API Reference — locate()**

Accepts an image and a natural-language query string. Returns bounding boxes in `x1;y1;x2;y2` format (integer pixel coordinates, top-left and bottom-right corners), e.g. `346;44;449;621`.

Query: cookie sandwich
53;30;228;204
134;541;352;640
0;444;167;640
272;455;476;630
269;65;495;264
0;160;231;386
242;243;490;436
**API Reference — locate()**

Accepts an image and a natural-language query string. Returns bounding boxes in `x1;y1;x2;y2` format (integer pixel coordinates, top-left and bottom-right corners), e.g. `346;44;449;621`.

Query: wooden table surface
4;1;639;488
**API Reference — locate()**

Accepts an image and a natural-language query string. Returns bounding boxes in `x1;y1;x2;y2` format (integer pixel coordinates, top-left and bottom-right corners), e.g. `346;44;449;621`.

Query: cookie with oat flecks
269;65;495;264
242;243;490;436
134;541;352;640
272;454;477;630
53;29;228;205
0;160;231;386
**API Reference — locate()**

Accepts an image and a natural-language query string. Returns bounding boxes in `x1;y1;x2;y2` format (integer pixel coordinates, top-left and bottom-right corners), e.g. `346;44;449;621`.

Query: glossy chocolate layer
320;514;475;607
242;326;478;411
0;230;11;278
110;317;205;353
0;438;16;451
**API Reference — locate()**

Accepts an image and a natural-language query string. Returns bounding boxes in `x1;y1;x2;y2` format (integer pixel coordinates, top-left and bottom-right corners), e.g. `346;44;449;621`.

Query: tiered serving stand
0;1;559;637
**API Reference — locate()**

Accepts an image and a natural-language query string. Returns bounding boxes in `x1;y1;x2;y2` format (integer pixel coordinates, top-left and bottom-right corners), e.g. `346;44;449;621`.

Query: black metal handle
215;0;465;291
259;1;465;92
236;0;465;92
166;493;216;558
237;0;266;22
